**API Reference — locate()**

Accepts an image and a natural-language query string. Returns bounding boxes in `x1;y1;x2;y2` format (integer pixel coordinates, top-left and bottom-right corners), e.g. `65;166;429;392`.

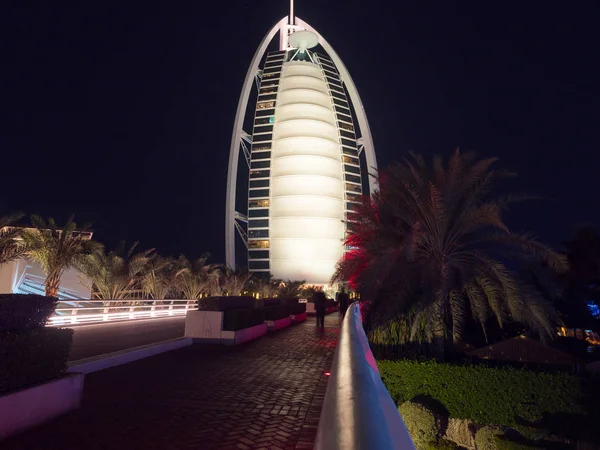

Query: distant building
225;9;377;287
0;226;92;299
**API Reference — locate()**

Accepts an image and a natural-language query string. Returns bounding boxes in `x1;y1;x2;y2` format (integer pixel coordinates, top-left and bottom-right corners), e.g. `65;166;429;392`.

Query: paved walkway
3;315;339;450
69;316;185;361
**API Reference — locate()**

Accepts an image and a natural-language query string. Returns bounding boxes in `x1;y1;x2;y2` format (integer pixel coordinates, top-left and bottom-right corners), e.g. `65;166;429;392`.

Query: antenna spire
289;0;295;25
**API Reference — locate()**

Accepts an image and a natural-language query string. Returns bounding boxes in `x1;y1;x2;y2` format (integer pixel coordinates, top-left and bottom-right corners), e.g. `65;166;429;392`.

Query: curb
68;337;192;374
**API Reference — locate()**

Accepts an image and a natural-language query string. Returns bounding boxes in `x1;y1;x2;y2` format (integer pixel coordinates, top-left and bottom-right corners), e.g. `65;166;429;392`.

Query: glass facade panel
257;101;275;109
252;143;271;151
249;260;270;270
250;160;270;170
249;250;270;259
249;229;269;238
344;164;360;174
249;209;269;218
248;240;270;249
249;199;270;208
249;188;270;198
253;133;272;143
345;174;361;184
252;151;271;160
249;179;269;188
336;105;351;116
346;183;362;193
340;129;355;139
249;219;269;228
250;170;270;179
341;138;356;148
256;109;275;117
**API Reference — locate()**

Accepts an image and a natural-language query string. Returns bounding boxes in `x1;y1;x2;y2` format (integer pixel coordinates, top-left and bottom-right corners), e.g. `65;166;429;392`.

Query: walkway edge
68;338;192;374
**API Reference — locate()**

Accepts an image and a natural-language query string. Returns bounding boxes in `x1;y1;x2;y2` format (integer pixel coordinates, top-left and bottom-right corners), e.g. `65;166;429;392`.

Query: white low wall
267;316;292;331
0;373;84;442
185;311;267;345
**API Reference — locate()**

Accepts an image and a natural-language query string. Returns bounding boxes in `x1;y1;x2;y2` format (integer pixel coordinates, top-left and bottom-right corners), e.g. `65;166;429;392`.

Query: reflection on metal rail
47;299;196;326
315;302;415;450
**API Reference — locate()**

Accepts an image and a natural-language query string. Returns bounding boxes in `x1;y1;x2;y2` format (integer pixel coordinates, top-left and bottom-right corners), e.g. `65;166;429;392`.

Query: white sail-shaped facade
226;16;377;287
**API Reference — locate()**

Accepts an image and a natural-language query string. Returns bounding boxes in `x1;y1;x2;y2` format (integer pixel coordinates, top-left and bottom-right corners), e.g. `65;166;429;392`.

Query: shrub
279;297;299;307
475;425;506;450
0;327;73;393
198;296;255;311
223;308;266;331
0;294;57;331
379;360;586;428
398;401;442;449
289;303;306;315
264;305;289;321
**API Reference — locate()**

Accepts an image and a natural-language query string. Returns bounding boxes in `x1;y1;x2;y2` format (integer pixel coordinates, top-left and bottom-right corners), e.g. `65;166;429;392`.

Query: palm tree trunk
45;272;61;298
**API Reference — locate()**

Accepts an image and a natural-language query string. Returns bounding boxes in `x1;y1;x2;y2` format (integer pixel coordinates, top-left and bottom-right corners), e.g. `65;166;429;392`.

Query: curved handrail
315;302;415;449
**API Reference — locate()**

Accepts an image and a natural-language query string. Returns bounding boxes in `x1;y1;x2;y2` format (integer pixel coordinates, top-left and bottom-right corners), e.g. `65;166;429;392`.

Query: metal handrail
48;299;196;326
315;302;415;450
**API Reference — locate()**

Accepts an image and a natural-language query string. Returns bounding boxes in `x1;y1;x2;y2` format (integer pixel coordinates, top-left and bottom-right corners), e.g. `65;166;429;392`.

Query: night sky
1;1;599;264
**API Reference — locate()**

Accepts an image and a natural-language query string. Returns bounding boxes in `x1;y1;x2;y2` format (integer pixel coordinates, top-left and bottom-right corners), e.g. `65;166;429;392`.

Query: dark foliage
264;305;290;321
0;294;57;332
222;308;266;331
0;327;73;393
198;296;255;311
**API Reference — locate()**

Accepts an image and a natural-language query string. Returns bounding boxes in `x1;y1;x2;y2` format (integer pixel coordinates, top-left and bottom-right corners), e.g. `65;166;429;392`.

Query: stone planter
0;373;85;442
185;310;267;345
266;316;292;331
221;323;268;345
290;312;307;324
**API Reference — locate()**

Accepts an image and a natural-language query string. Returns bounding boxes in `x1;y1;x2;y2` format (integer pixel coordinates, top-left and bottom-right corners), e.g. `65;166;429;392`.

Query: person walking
312;289;327;328
338;287;350;320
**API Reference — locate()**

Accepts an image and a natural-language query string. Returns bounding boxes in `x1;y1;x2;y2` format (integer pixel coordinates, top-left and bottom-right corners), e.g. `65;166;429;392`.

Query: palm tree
278;280;306;298
174;254;219;300
77;242;153;300
333;149;569;344
141;255;175;300
213;266;251;296
22;215;101;297
0;213;26;265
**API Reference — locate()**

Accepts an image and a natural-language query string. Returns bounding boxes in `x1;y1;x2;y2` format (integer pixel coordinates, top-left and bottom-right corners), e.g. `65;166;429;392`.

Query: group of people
311;287;352;328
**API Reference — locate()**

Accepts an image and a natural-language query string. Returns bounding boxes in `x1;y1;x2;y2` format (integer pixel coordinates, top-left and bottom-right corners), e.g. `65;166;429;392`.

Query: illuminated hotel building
225;6;377;286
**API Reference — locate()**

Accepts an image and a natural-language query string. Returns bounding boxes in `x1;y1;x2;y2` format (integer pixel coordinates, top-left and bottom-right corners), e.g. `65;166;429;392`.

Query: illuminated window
249;199;270;208
248;240;270;249
257;101;275;110
346;183;362;193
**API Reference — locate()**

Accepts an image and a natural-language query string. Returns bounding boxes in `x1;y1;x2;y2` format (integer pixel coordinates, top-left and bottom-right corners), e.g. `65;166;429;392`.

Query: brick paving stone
2;315;339;450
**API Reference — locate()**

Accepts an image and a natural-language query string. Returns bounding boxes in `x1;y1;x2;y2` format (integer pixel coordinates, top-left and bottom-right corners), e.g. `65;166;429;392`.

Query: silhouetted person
313;290;326;328
338;288;350;320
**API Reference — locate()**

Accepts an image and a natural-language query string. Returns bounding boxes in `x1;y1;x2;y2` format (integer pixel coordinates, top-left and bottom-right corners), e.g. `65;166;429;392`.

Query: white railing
315;302;415;450
48;299;197;326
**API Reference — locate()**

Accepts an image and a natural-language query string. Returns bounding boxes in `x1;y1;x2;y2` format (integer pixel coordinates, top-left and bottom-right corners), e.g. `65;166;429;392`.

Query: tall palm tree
174;254;219;300
77;242;153;300
333;150;569;344
141;255;175;300
22;215;101;297
0;213;26;265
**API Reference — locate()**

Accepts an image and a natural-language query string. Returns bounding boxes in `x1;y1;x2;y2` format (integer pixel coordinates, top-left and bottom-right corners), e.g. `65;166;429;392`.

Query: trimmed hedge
0;327;73;393
223;308;266;331
0;294;57;331
378;360;586;428
289;303;307;315
198;296;255;311
264;305;289;321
